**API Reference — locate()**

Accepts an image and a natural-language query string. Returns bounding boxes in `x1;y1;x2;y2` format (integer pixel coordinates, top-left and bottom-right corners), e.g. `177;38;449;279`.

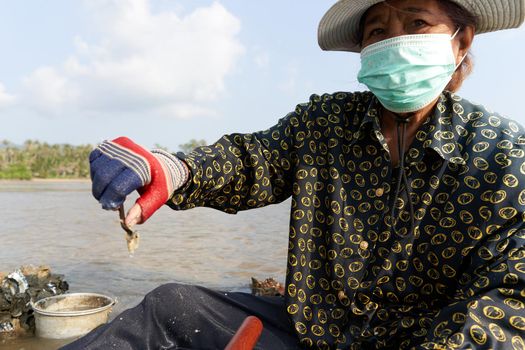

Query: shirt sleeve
167;101;311;213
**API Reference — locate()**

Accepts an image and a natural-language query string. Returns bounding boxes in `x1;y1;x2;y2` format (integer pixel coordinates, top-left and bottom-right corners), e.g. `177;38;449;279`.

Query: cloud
254;52;270;69
252;47;270;69
0;83;16;108
22;0;244;118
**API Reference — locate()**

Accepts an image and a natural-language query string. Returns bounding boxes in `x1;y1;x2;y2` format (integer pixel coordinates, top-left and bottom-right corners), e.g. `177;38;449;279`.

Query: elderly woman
64;0;525;349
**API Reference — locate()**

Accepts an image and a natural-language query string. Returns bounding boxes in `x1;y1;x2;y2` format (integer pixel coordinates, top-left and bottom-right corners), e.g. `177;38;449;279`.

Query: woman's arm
169;101;312;213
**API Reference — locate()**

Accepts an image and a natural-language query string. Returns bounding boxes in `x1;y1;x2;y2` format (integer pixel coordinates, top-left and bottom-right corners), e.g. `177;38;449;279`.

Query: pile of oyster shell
0;265;69;337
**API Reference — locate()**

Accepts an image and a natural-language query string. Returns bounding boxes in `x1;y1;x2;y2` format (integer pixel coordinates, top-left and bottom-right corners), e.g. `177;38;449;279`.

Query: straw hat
318;0;525;52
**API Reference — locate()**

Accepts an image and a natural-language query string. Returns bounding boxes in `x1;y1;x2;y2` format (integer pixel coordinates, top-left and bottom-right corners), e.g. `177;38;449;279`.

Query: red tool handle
224;316;263;350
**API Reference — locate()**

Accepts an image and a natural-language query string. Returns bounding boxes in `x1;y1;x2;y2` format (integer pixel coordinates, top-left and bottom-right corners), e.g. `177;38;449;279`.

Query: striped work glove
89;137;189;224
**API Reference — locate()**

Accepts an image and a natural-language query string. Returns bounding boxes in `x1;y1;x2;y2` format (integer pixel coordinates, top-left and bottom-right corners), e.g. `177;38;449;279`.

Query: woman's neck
379;99;437;167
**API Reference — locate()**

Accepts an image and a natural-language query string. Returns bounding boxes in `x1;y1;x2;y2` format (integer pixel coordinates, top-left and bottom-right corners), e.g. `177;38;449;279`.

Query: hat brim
318;0;525;52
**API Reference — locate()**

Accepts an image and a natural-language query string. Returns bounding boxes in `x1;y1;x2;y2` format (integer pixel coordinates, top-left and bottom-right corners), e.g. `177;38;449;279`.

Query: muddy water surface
0;180;290;349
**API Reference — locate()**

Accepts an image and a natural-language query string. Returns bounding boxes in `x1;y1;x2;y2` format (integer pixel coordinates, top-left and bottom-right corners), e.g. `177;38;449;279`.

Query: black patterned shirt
170;91;525;350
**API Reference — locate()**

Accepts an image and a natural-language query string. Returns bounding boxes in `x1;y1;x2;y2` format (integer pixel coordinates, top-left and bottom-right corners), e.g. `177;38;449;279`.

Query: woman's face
361;0;457;48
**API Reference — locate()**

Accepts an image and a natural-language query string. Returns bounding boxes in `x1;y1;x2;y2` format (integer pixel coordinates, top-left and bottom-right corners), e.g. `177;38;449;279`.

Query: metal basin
32;293;115;339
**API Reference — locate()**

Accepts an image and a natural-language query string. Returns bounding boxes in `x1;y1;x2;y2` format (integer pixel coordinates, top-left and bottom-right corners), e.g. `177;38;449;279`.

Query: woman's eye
368;28;384;37
412;19;428;28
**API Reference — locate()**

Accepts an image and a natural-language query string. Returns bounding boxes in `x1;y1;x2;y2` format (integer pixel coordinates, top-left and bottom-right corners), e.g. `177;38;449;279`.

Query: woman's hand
89;136;189;226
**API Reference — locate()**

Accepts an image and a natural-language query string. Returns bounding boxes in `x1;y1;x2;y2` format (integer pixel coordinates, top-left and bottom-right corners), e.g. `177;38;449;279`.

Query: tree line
0;140;93;179
0;139;207;180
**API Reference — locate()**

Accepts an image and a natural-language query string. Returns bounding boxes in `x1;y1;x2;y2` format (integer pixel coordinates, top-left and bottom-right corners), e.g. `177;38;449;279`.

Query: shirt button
375;188;384;197
359;241;369;250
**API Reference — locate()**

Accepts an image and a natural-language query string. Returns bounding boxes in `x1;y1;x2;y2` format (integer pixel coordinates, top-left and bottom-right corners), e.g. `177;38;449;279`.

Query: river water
0;180;290;349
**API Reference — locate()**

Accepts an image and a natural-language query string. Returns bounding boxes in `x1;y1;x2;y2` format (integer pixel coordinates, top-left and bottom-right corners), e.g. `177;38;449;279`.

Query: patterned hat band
318;0;525;52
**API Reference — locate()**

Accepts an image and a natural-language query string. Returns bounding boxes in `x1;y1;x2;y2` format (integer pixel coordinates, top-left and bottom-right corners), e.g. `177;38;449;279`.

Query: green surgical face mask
357;30;462;113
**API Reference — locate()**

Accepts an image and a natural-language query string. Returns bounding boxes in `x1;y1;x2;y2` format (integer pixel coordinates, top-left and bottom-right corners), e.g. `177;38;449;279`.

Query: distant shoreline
0;178;90;183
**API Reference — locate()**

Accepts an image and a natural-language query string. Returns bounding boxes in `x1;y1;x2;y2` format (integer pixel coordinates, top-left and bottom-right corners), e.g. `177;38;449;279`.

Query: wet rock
0;294;9;311
22;265;51;280
250;277;284;297
2;270;28;303
0;319;15;333
0;265;68;338
9;294;29;318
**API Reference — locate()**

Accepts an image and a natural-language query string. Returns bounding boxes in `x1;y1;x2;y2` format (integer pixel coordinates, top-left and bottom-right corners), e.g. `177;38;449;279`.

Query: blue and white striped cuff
151;149;189;191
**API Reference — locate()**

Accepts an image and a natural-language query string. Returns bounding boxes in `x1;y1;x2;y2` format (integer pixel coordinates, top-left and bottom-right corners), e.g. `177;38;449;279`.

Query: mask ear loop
451;27;461;40
451;27;467;69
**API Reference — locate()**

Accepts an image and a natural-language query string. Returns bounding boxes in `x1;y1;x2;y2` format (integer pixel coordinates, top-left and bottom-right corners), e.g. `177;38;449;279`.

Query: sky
1;0;524;151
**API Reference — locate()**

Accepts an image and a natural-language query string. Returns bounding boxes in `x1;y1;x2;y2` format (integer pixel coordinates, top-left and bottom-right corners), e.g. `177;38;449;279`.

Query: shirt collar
346;94;381;147
360;97;381;131
355;92;467;166
415;93;467;166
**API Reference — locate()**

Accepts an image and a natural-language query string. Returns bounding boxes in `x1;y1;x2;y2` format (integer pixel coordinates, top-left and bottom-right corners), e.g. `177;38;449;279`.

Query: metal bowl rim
32;292;115;317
